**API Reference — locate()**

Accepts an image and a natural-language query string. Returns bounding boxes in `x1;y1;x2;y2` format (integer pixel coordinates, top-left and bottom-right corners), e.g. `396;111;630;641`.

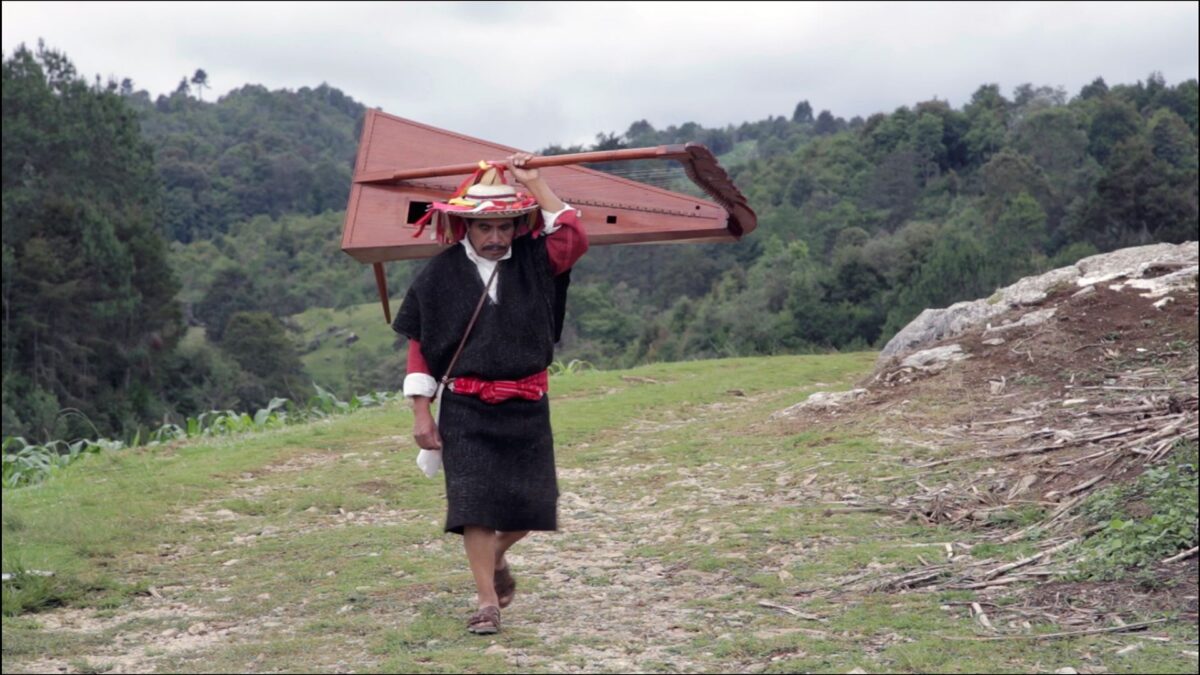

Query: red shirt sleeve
545;209;589;276
407;339;431;375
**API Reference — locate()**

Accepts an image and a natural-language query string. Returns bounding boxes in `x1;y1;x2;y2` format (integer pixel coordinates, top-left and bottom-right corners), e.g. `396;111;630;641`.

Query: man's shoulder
513;233;548;258
412;245;467;284
433;244;469;267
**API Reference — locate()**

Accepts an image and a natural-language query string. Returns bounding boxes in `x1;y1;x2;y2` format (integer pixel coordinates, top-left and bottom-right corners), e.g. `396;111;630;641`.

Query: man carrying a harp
391;152;588;635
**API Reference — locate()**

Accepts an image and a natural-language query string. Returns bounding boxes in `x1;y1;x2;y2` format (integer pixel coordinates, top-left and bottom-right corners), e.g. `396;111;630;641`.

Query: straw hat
412;164;541;243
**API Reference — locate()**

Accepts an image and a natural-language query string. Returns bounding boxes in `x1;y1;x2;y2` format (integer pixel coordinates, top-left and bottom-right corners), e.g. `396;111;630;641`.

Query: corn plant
549;359;596;376
3;386;401;490
1;437;120;488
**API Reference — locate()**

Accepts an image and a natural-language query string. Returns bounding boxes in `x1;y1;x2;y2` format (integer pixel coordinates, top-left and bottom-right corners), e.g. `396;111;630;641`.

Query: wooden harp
341;109;756;321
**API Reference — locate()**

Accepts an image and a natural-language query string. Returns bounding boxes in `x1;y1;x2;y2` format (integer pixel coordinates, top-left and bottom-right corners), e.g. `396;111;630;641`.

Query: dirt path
5;389;828;673
5;356;1195;673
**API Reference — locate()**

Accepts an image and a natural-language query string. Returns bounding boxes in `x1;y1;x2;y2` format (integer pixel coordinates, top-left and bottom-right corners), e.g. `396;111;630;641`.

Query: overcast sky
3;1;1197;150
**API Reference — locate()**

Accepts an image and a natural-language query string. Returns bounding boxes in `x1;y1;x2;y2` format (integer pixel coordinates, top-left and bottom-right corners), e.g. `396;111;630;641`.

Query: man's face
466;218;515;261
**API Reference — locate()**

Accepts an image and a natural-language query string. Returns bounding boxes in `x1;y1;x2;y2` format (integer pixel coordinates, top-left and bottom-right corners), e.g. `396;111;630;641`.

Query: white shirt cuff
403;373;438;398
541;203;579;235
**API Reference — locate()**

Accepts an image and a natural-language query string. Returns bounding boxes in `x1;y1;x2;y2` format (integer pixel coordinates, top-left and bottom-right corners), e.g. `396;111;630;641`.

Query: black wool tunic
392;234;567;535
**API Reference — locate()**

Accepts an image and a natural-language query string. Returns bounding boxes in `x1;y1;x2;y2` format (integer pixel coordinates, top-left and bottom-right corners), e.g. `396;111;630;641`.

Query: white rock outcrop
771;388;868;418
899;344;969;371
879;241;1197;363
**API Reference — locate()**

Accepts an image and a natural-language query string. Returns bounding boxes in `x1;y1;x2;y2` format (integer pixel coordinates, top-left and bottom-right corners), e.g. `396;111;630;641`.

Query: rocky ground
774;241;1199;637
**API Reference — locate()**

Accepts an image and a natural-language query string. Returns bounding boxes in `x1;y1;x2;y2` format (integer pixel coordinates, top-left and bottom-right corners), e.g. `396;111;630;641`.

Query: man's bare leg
494;530;529;569
493;530;528;607
463;526;499;609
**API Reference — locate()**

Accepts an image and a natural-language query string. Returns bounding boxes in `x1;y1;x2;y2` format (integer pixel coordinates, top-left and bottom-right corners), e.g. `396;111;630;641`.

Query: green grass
4;353;1196;673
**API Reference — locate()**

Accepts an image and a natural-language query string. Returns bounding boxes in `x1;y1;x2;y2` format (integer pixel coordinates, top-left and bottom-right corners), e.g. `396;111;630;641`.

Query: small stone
1054;668;1079;674
161;627;179;638
187;622;208;636
1115;643;1141;655
222;558;241;567
256;593;271;601
745;665;767;674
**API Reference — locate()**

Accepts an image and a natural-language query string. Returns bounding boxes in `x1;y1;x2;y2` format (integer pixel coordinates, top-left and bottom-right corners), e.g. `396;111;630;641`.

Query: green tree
1148;108;1198;170
792;100;814;125
219;311;311;408
1087;97;1141;163
909;112;946;181
195;265;260;342
190;68;208;101
1078;77;1109;101
962;84;1010;166
814;110;842;135
1076;136;1196;247
987;192;1048;281
882;229;994;340
2;42;182;439
979;149;1054;222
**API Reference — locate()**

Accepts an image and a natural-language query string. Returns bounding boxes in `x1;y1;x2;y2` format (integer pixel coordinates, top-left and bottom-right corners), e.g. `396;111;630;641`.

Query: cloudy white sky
3;1;1197;150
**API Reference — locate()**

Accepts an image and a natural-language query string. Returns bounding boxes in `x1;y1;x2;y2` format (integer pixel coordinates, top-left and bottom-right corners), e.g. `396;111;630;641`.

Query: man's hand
506;152;539;184
413;399;442;450
506;152;565;213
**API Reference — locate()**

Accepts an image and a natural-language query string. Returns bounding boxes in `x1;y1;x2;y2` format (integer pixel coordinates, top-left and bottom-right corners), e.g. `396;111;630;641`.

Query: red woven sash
449;370;549;404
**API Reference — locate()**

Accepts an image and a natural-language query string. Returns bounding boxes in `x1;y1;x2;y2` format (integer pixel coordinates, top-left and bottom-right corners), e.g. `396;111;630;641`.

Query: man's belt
448;370;549;404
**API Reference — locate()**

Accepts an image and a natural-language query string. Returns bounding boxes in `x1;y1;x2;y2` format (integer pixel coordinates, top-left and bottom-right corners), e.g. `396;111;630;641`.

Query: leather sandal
494;565;517;609
467;605;501;634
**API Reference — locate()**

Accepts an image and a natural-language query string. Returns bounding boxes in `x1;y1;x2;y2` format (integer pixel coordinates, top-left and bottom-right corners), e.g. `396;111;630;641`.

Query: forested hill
3;41;1197;443
122;78;365;243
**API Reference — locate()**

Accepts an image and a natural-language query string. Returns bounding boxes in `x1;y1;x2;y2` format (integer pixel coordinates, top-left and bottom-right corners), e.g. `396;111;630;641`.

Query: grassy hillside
292;303;401;396
4;353;1197;673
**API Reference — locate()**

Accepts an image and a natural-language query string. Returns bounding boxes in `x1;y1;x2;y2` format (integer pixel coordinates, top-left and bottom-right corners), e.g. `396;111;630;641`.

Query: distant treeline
555;77;1198;366
2;41;1197;442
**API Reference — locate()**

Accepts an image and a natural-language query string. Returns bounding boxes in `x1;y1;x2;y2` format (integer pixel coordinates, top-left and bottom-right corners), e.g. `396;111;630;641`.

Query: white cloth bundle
416;448;441;478
415;383;444;478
